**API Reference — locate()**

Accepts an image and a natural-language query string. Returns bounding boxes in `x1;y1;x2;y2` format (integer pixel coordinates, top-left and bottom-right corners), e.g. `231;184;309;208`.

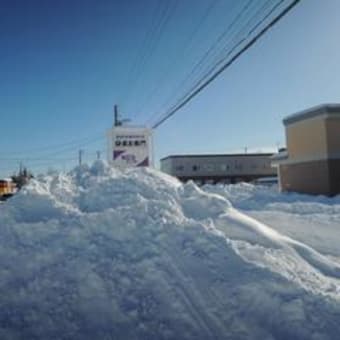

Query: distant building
161;153;276;185
272;104;340;196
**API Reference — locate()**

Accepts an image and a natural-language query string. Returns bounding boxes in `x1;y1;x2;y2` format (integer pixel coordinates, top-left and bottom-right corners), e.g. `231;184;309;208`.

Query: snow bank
0;161;340;340
205;183;340;257
204;182;340;214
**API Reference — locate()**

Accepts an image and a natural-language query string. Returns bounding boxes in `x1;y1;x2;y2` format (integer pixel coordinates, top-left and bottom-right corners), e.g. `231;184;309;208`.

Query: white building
161;153;276;185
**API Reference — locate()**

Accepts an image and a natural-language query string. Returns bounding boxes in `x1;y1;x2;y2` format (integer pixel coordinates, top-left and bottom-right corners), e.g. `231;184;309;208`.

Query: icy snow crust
0;161;340;340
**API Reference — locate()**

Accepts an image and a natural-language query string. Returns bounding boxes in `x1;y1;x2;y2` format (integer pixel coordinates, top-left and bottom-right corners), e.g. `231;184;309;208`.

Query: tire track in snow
160;240;228;339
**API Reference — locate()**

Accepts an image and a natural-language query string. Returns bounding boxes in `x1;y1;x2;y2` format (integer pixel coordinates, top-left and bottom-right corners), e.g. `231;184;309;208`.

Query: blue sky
1;0;340;176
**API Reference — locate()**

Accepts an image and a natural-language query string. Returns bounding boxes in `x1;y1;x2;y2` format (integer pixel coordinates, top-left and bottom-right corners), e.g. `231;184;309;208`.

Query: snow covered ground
0;161;339;340
205;183;340;257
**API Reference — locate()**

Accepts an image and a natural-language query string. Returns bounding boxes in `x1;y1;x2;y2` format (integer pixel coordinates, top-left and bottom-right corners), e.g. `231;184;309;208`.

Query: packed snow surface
0;161;340;340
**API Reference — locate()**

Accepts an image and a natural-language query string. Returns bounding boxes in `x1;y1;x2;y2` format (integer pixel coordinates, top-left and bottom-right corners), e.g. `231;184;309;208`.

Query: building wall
161;154;276;184
278;105;340;196
285;116;328;161
160;157;173;174
279;160;330;195
329;159;340;195
325;118;340;156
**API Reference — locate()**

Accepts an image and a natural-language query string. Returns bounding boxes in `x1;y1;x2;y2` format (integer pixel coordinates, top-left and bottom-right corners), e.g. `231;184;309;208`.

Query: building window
175;165;184;171
192;165;200;171
220;164;230;171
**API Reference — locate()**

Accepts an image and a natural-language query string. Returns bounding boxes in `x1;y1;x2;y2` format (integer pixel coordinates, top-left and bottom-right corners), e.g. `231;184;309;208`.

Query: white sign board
107;126;153;169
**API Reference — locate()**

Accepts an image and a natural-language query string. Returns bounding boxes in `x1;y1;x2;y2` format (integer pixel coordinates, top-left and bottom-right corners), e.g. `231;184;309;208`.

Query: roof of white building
160;153;274;161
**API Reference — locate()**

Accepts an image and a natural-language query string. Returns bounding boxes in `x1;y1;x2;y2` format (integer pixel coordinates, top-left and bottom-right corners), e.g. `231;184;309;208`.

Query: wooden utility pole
113;104;130;127
114;105;121;127
78;150;84;166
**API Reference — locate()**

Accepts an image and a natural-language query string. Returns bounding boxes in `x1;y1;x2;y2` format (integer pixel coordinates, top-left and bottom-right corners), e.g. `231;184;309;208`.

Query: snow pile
205;183;340;257
0;161;340;340
204;182;340;213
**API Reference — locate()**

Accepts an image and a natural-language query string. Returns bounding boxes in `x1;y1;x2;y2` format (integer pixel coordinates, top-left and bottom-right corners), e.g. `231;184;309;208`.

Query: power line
191;0;276;84
118;0;163;105
0;134;105;176
166;0;282;108
0;157;76;161
121;0;178;112
28;136;104;158
150;0;279;125
152;0;301;129
0;147;107;176
168;0;254;100
201;0;286;79
133;0;221;122
146;0;262;126
0;132;104;156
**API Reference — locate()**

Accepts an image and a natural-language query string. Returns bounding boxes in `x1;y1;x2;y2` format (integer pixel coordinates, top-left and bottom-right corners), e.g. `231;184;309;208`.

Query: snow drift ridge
0;161;339;340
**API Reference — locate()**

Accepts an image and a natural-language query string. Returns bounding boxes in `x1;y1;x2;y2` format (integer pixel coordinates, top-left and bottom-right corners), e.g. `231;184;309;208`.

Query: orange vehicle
0;179;16;199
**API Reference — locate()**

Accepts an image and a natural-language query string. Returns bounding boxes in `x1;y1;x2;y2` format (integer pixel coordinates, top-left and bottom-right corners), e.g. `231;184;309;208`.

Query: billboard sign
107;126;153;169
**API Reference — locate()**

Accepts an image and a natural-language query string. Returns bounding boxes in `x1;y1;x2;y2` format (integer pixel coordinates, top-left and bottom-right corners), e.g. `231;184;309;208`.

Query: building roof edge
160;153;274;161
283;103;340;125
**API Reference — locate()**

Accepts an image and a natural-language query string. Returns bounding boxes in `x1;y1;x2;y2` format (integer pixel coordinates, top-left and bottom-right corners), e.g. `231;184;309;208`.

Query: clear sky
1;0;340;177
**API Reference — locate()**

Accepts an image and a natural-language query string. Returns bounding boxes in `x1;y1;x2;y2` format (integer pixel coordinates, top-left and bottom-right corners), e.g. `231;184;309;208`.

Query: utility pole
96;151;101;160
113;104;130;127
78;150;84;166
114;105;121;127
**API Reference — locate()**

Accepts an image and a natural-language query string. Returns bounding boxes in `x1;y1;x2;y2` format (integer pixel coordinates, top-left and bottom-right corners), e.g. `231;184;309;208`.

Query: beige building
273;104;340;196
